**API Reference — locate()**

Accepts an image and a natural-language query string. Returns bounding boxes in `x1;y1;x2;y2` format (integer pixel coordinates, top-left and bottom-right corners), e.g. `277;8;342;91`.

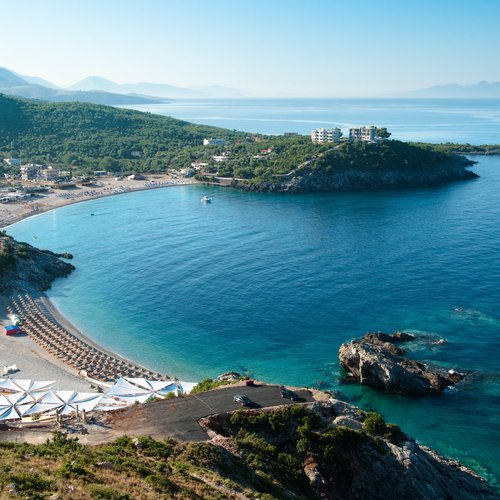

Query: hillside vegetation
0;403;496;499
0;93;478;191
0;93;242;172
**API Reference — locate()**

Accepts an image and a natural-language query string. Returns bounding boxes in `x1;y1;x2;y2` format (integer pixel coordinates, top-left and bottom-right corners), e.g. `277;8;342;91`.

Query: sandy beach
0;175;197;391
0;173;199;228
0;296;91;391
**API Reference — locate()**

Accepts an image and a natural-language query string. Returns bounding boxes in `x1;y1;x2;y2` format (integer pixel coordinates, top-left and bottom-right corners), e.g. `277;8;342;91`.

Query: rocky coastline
239;156;478;193
339;332;466;395
200;397;497;499
0;234;74;293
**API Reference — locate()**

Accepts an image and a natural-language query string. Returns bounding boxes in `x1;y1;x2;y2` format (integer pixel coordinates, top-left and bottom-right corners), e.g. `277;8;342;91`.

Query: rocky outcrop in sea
338;332;466;395
0;235;74;293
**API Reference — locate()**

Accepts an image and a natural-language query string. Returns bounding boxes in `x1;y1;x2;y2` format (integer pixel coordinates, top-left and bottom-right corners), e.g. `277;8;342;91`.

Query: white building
311;128;342;143
40;167;60;181
4;158;21;167
20;164;43;181
349;126;376;142
212;155;229;162
203;138;226;146
191;161;209;170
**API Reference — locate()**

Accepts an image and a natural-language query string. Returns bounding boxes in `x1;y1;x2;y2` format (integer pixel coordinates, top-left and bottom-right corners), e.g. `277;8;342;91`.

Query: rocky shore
0;235;74;294
200;396;497;499
339;332;466;395
240;156;477;193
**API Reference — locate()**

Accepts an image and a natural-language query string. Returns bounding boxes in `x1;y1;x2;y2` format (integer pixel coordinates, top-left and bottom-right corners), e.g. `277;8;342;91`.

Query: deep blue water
120;97;500;144
7;156;500;486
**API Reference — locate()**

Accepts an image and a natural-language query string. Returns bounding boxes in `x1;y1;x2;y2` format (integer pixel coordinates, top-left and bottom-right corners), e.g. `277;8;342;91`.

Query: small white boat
201;196;212;203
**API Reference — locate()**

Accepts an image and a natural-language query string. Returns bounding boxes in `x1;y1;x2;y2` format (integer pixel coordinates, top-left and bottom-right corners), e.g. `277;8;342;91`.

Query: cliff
0;234;74;293
238;141;478;193
0;399;497;499
201;400;496;499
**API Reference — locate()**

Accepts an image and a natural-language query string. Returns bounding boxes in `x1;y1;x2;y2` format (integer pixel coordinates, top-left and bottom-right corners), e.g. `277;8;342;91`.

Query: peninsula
0;93;480;195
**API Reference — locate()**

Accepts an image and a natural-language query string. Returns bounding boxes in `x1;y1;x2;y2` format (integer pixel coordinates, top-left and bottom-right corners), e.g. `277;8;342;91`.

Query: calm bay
7;98;500;486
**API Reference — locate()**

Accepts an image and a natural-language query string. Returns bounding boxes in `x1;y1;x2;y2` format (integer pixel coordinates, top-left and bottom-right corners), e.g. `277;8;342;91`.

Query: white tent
94;395;130;412
107;377;194;403
0;406;20;421
0;379;55;394
0;377;197;420
55;391;103;415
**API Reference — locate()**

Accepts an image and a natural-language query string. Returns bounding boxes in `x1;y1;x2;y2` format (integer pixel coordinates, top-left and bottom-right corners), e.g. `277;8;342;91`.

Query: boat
201;196;212;203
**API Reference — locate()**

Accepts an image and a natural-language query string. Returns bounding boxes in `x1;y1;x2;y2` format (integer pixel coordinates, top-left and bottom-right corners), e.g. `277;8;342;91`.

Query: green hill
0;93;478;190
0;93;242;171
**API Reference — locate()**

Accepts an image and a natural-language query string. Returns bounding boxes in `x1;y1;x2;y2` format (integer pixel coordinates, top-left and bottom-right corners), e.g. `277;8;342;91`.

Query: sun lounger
3;364;18;375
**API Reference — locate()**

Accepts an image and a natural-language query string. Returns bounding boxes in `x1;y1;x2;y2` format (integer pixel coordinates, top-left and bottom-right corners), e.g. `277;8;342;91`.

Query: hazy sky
2;0;500;97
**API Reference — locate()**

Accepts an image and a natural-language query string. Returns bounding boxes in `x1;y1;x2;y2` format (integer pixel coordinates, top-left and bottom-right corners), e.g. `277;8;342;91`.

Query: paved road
0;384;316;444
108;384;315;442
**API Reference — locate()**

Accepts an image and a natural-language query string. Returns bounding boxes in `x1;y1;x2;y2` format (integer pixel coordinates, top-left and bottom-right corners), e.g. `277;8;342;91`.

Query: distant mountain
0;67;165;105
69;77;205;98
395;81;500;98
67;76;124;93
15;72;60;89
69;76;250;99
0;67;27;86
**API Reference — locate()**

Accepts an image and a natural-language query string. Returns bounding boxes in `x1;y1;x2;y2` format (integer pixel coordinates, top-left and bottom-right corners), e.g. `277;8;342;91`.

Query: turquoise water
7;156;500;486
120;97;500;144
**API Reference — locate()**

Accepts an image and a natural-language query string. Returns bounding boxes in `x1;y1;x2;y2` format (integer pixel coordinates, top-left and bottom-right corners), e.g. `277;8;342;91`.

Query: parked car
280;386;298;400
233;395;252;406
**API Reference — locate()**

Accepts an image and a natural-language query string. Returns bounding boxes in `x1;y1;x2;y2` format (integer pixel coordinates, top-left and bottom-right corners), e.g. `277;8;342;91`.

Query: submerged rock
338;332;466;395
217;371;241;382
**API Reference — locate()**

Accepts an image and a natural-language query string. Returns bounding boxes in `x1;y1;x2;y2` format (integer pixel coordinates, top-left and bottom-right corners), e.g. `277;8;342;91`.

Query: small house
4;325;21;335
127;173;147;181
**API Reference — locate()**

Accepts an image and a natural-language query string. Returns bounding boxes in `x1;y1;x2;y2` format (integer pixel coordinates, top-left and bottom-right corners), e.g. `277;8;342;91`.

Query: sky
1;0;500;97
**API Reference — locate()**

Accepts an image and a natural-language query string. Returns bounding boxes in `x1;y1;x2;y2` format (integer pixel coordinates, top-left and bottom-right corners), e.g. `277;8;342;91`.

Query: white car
233;395;252;406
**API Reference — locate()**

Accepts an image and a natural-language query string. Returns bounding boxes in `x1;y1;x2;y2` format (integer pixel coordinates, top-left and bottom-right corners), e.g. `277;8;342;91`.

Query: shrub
190;378;231;394
57;459;94;479
88;485;132;499
7;472;52;496
363;412;386;434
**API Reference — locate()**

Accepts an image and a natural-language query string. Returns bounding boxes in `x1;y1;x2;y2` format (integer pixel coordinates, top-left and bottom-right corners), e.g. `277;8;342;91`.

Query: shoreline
1;176;200;389
0;174;201;229
2;292;169;390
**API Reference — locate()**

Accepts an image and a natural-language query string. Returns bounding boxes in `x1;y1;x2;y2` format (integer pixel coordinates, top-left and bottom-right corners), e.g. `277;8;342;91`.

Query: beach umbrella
178;381;197;395
107;377;151;400
0;379;54;394
53;391;104;416
0;406;21;421
0;393;27;420
107;384;152;404
0;395;12;415
65;392;103;413
23;390;63;416
13;393;37;416
0;379;24;392
94;395;130;411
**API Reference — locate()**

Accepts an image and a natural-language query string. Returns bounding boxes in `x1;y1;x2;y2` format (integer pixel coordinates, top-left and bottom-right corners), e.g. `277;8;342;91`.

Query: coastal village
0;124;386;226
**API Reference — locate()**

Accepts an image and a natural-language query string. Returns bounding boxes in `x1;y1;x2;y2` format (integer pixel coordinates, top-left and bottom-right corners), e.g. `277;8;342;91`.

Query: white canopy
0;379;55;393
0;377;196;421
107;377;193;403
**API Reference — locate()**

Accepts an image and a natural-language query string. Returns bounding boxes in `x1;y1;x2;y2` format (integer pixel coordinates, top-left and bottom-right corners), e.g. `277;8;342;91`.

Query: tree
376;127;391;139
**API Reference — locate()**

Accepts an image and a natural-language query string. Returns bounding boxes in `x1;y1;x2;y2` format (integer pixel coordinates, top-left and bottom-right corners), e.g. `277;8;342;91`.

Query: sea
7;98;500;487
